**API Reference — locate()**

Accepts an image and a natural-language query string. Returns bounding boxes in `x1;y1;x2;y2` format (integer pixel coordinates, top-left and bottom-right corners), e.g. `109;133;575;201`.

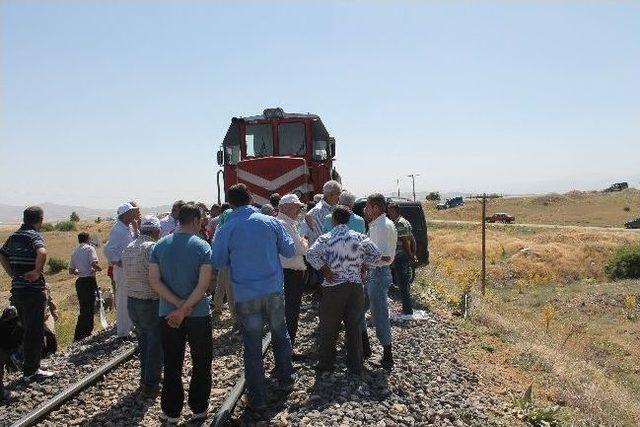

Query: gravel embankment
1;327;136;426
3;293;520;426
230;298;519;426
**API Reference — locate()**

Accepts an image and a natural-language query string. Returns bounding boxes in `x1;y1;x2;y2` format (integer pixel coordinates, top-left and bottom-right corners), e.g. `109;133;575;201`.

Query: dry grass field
0;221;115;348
418;222;640;426
424;188;640;227
2;199;640;425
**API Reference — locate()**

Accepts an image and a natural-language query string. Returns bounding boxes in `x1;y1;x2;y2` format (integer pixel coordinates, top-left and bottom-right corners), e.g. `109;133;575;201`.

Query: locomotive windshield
278;122;306;155
245;124;273;157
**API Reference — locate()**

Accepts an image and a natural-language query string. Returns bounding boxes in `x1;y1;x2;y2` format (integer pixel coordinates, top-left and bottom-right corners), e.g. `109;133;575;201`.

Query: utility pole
396;178;400;198
469;193;502;295
407;174;420;201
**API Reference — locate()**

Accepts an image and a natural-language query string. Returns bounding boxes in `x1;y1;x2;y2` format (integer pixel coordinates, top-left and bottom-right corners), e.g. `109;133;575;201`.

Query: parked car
625;217;640;229
603;182;628;192
486;213;515;224
435;196;464;210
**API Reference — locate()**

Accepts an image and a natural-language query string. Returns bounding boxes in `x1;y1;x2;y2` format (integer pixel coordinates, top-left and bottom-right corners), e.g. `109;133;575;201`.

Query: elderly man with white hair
122;215;163;398
104;202;139;337
322;190;366;234
305;180;342;245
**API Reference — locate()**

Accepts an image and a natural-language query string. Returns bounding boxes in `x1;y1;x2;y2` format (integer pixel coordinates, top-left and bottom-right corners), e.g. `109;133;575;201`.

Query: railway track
5;334;271;427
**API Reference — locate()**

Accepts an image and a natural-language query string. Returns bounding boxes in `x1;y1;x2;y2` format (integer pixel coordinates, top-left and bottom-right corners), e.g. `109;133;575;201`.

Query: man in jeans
364;194;397;370
306;205;383;375
0;206;54;381
69;232;102;341
149;204;213;423
122;216;163;398
212;183;296;412
387;202;417;316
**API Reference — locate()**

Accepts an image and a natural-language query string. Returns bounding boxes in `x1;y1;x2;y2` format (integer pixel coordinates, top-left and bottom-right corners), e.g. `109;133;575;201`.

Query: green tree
425;191;441;201
70;211;80;222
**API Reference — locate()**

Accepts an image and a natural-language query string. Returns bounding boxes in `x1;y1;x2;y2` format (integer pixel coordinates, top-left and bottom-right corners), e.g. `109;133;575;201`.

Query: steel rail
211;332;272;427
9;345;137;427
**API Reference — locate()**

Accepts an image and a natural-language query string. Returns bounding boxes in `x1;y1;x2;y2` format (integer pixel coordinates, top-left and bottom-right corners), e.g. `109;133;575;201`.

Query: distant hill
424;188;640;227
0;203;171;224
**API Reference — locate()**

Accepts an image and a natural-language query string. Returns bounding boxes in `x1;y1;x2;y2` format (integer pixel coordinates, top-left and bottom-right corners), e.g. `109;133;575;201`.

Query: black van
352;197;429;266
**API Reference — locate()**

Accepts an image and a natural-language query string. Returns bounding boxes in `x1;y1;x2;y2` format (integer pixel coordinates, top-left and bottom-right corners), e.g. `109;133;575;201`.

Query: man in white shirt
276;194;308;354
104;202;138;337
69;232;102;341
159;200;185;237
364;193;397;370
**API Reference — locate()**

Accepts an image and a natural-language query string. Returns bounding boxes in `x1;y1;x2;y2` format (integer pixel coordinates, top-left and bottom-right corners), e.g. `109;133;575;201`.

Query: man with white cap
104;202;138;337
276;194;308;354
122;215;163;398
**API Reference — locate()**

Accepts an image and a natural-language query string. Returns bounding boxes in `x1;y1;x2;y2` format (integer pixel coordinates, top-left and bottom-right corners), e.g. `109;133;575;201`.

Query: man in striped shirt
0;206;54;381
122;215;163;398
306;205;383;376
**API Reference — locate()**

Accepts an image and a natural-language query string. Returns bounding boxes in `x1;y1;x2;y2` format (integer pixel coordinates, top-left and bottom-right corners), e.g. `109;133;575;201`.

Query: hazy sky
1;1;639;208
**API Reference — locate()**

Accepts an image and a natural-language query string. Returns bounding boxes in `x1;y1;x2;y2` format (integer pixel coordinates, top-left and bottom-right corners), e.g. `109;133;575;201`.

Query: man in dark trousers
387;202;417;315
0;206;54;381
306;205;383;376
69;232;102;341
149;203;213;423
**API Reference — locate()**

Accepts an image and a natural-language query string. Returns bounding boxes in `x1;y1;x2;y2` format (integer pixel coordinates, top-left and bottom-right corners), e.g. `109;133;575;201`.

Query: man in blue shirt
149;204;213;423
212;183;296;412
322;190;366;234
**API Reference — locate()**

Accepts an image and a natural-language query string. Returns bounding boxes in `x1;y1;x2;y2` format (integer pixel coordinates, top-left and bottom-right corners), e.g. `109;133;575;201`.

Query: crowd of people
0;181;420;423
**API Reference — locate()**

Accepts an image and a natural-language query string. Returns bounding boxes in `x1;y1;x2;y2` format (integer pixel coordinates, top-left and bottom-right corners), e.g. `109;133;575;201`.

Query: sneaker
291;352;305;362
23;369;55;382
275;379;295;393
159;412;179;424
0;389;12;405
190;411;207;420
140;384;160;399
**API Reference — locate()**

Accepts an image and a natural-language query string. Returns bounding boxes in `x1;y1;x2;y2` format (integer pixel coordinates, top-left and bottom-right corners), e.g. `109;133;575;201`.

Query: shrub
70;211;80;222
55;221;77;232
425;191;441;201
48;257;69;274
605;244;640;280
508;385;565;426
95;217;102;223
40;223;55;232
623;206;631;212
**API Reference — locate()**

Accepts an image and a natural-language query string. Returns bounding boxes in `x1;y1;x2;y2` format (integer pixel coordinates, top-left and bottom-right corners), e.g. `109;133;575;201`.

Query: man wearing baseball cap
104;202;139;337
276;194;308;355
122;215;163;398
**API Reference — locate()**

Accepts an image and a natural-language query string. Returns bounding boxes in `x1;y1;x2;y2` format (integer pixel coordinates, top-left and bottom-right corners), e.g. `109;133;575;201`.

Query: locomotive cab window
278;122;306;156
225;145;240;165
313;140;328;161
245;124;273;157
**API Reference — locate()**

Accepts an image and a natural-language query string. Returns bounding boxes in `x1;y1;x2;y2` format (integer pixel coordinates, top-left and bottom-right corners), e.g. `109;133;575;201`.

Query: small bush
623;206;631;212
425;191;441;201
508;385;565;427
40;223;55;232
95;217;102;223
70;211;80;222
55;221;77;232
48;257;69;274
605;244;640;280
